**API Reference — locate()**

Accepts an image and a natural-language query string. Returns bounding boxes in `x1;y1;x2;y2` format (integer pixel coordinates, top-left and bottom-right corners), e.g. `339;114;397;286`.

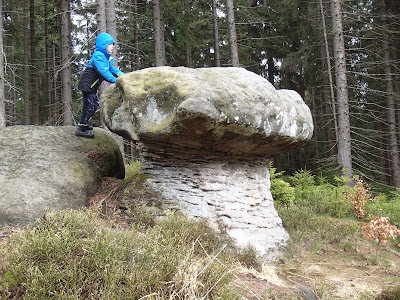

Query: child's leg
85;93;99;123
79;92;90;125
76;92;95;138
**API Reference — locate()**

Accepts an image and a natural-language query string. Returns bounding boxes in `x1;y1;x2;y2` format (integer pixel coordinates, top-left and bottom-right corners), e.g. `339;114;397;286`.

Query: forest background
0;0;399;192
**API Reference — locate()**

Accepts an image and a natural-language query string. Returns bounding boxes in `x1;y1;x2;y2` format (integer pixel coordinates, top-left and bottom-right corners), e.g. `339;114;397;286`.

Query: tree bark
133;0;140;70
60;0;73;125
382;2;400;188
97;0;106;33
212;0;221;67
96;0;107;127
52;42;59;124
184;0;192;67
395;48;400;138
0;0;5;129
30;0;39;124
9;39;16;125
267;56;274;84
226;0;239;67
311;88;320;169
106;0;118;60
44;1;52;123
330;0;353;182
23;0;30;125
153;0;166;66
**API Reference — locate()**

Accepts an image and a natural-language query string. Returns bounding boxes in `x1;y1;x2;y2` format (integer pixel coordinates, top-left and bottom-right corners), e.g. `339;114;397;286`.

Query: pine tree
331;0;353;182
226;0;239;66
153;0;166;66
0;0;4;129
60;0;73;125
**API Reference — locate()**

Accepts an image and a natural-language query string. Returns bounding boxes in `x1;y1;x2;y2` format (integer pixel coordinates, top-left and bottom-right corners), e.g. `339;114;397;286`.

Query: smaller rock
0;126;125;228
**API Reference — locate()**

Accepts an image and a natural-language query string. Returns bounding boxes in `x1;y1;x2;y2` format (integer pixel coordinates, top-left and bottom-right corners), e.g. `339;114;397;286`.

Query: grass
124;159;141;181
0;209;243;299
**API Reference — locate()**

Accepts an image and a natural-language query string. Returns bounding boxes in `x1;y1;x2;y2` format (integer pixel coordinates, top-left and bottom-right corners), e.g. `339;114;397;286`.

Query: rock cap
102;66;313;157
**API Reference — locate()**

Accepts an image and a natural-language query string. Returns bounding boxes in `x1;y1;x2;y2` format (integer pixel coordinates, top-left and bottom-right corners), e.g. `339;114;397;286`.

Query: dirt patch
0;226;19;244
230;241;400;299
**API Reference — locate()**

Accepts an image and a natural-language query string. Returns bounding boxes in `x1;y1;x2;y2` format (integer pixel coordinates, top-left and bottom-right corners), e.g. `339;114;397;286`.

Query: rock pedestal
140;143;289;259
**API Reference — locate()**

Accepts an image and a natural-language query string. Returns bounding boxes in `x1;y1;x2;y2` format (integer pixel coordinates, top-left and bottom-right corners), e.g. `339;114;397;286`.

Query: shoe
78;123;93;131
75;127;94;138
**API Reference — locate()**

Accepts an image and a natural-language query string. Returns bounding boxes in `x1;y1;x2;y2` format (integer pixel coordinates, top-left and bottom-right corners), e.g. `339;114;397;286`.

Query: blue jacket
78;33;124;93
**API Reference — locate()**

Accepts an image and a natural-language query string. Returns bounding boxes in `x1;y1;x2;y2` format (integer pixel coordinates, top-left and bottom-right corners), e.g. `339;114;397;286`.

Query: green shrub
276;205;316;234
294;182;352;218
272;168;353;218
0;209;241;299
270;163;295;207
377;285;400;300
366;193;400;227
291;169;315;189
124;158;141;180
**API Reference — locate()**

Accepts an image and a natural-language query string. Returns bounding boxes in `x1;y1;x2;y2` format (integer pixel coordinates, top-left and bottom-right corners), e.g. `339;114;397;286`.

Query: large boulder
102;67;313;260
0;126;125;228
103;67;312;156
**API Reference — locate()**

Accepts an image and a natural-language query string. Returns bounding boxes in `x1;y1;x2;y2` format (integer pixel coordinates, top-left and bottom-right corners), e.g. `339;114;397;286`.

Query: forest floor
234;239;400;299
1;176;399;299
87;176;400;299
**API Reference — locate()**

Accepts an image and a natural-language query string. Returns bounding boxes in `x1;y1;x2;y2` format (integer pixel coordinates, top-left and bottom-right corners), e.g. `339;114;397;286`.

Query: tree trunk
382;2;400;188
106;0;118;60
30;0;39;124
96;0;107;127
184;0;192;67
60;0;73;125
212;0;221;67
311;88;321;169
226;0;239;67
395;48;400;139
267;56;274;84
97;0;106;33
330;0;353;182
23;0;30;125
153;0;166;66
9;40;17;125
44;1;52;123
0;0;5;129
52;42;59;124
133;0;140;70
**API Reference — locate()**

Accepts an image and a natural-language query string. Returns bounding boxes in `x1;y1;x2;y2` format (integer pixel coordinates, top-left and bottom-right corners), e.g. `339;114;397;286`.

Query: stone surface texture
0;126;125;227
102;67;313;260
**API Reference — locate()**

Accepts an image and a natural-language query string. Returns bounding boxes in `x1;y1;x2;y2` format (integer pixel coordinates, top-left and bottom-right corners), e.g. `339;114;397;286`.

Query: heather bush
0;210;241;299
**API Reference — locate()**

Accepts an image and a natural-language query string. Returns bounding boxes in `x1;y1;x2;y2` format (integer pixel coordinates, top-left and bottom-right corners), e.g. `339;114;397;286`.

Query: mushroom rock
102;66;313;260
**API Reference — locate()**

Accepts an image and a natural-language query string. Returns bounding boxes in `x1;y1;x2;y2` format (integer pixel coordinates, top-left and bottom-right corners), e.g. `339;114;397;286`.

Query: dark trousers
79;92;99;125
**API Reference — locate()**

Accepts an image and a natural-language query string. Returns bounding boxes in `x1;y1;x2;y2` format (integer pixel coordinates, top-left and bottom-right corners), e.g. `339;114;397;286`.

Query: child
76;32;125;138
